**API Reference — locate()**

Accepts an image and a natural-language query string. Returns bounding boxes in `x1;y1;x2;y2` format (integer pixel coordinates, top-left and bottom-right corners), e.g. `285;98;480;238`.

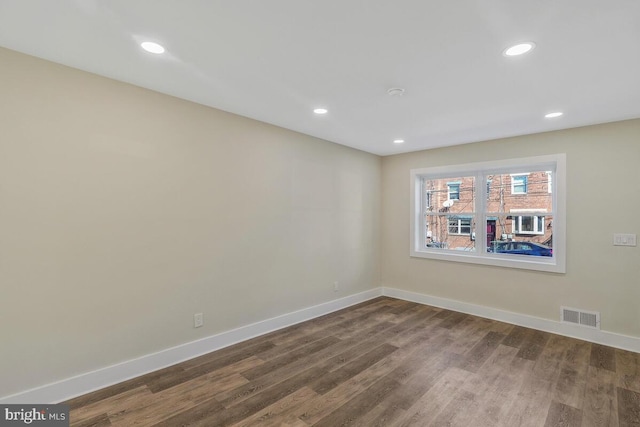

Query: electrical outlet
333;281;339;292
194;312;204;328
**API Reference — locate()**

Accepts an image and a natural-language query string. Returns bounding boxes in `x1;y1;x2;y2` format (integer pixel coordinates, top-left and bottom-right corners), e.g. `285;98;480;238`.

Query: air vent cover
561;306;600;329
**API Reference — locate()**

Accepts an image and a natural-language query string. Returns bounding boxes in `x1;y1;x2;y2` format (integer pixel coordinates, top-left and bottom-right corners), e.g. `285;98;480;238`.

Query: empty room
1;1;639;426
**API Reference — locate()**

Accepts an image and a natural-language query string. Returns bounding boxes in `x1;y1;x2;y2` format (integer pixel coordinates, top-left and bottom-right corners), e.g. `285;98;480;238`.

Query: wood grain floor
65;297;640;426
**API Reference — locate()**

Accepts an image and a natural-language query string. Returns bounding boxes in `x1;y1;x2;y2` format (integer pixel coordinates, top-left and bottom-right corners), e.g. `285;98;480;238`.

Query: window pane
486;172;552;214
511;175;528;194
486;214;554;258
520;216;534;232
423;176;475;214
425;214;475;251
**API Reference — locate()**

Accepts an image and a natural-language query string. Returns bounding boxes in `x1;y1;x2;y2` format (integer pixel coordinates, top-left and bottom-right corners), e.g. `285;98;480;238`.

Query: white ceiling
1;1;639;156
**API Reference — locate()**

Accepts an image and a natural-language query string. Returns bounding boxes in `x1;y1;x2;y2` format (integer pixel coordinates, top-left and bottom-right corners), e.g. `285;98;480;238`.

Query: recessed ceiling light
387;88;405;97
141;41;165;54
393;139;405;144
503;42;535;57
545;111;563;118
313;108;328;115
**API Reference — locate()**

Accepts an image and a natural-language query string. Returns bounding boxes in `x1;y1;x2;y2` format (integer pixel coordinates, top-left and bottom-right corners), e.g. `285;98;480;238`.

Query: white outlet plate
613;233;637;247
194;313;204;328
333;281;339;292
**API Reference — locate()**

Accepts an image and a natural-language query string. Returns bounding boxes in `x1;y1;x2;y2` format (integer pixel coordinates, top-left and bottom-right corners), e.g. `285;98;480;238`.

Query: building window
513;215;545;235
448;217;472;235
447;182;460;200
547;171;552;193
410;154;566;273
511;174;528;194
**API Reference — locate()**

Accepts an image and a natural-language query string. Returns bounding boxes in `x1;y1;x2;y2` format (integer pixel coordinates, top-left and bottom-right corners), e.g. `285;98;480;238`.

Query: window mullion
476;171;487;254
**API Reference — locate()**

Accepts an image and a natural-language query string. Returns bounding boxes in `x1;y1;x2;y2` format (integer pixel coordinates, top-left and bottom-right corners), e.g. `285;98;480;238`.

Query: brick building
424;171;553;250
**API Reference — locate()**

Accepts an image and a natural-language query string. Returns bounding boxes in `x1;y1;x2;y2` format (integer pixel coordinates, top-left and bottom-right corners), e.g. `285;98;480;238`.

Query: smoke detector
387;87;405;97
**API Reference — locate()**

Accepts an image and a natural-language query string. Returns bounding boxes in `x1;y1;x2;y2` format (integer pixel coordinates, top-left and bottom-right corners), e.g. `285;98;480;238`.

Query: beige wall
382;119;640;338
0;47;381;397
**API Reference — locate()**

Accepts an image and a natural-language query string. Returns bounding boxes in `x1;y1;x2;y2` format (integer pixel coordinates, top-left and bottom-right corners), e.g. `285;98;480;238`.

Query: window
448;217;472;235
447;182;460;200
410;154;566;273
513;215;545;235
511;174;528;194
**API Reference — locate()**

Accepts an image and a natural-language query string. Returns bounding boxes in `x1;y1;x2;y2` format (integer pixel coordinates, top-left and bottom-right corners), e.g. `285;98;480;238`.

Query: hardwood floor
65;297;640;426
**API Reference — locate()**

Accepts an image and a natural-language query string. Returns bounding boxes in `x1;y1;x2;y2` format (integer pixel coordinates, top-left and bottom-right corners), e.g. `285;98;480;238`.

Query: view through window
411;155;566;273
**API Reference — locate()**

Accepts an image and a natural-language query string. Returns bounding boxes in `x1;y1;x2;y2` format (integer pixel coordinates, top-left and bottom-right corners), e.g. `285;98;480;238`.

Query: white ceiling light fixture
545;111;563;118
141;41;165;54
393;139;405;144
313;108;328;115
503;42;535;57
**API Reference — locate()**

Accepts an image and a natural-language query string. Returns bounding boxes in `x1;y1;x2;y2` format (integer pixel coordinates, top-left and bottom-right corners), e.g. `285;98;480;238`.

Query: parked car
488;241;552;257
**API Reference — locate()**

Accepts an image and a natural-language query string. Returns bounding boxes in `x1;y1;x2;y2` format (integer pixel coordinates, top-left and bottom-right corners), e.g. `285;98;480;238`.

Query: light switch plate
613;233;637;247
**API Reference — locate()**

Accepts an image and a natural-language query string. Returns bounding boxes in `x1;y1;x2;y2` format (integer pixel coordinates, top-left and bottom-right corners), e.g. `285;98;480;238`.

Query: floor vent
561;306;600;329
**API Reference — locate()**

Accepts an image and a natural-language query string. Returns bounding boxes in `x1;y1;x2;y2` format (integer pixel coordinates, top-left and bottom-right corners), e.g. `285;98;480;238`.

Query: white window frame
448;217;472;235
447;182;461;200
410;154;566;273
511;173;529;194
512;215;545;235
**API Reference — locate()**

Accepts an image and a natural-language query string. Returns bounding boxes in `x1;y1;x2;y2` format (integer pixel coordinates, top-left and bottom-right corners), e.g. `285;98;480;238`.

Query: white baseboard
0;288;384;404
382;287;640;353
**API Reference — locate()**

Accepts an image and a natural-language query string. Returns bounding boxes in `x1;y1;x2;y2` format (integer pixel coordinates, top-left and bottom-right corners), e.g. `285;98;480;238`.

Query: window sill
410;249;565;274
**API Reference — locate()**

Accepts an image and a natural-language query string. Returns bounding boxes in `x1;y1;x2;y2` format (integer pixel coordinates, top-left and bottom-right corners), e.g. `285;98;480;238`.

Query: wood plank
582;366;618;427
312;375;402;427
436;311;468;329
543;401;583;427
457;331;506;373
458;344;526;425
110;373;248;426
429;389;478;426
192;366;328;427
309;343;398;394
354;347;464;426
517;329;550;361
216;325;395;408
590;343;617;372
65;365;181;410
70;413;111;427
617;349;640;393
501;374;556;427
148;341;275;393
502;325;530;348
617;387;640;427
242;336;340;380
445;317;498;355
228;386;318;427
288;328;451;425
70;386;152;425
392;366;472;427
152;396;225;426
